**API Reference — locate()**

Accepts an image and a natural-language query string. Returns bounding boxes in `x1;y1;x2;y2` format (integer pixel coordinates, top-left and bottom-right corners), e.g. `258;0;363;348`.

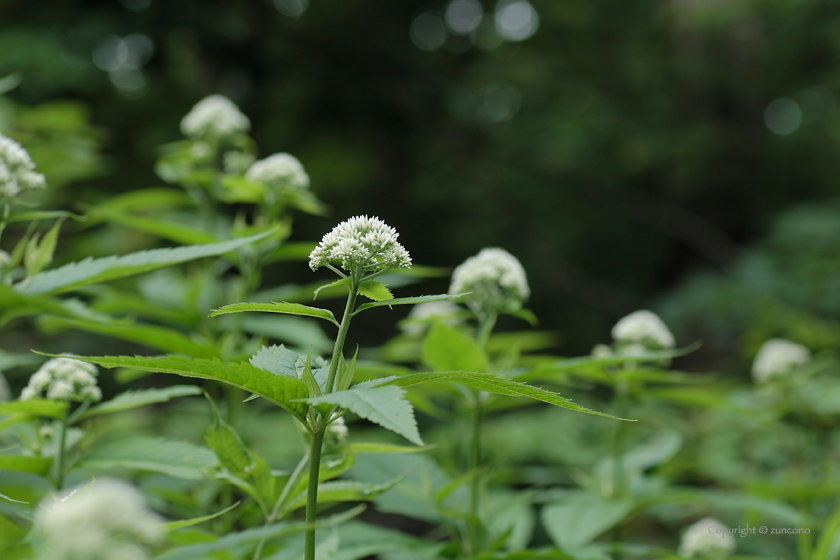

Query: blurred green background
2;0;839;371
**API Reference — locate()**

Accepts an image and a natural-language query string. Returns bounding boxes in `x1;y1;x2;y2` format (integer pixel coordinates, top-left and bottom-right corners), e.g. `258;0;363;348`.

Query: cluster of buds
309;215;411;274
34;478;162;560
20;357;102;402
449;247;529;314
0;132;46;198
180;94;251;140
751;338;810;383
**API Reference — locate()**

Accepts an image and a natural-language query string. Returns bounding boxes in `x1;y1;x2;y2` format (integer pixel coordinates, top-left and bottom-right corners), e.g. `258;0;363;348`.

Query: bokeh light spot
411;12;447;51
495;0;539;41
274;0;309;18
764;98;802;135
445;0;483;35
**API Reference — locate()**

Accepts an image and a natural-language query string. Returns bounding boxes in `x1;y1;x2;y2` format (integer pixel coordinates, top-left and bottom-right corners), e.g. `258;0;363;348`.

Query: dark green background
3;0;839;368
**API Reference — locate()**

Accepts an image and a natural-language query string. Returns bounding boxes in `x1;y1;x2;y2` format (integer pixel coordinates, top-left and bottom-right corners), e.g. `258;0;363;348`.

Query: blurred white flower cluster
611;309;675;351
0;132;46;198
21;357;102;402
180;94;251;139
246;153;309;191
678;517;735;559
35;478;162;560
751;338;810;383
402;300;463;336
309;215;411;273
449;247;529;313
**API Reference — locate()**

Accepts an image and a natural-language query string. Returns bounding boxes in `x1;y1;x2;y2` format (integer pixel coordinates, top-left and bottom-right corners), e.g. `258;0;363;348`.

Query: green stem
303;281;358;560
467;310;496;555
55;411;68;490
304;427;326;560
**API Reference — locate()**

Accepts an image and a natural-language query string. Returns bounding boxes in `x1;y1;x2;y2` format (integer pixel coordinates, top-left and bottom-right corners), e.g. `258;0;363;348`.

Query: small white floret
751;338;810;383
678;517;735;558
180;95;251;139
309;215;411;273
449;247;529;313
611;310;675;350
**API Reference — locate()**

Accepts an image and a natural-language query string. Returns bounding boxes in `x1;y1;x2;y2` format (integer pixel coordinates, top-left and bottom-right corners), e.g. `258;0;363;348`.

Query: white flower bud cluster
449;248;529;313
678;517;735;558
246;153;309;191
611;310;675;350
0;132;46;198
309;215;411;273
402;300;462;336
180;94;251;139
21;357;102;402
35;478;162;560
751;338;810;383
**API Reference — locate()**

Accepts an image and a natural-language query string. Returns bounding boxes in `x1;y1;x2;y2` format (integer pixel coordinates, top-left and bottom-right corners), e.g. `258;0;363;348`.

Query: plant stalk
55;411;68;490
303;279;358;560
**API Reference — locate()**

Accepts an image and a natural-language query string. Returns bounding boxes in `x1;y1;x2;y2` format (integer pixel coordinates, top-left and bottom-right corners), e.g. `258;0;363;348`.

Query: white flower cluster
402;300;462;335
246;153;309;191
309;215;411;273
180;94;251;139
21;357;102;402
35;478;162;560
751;338;810;383
0;132;46;198
449;247;529;313
678;517;735;558
611;310;675;350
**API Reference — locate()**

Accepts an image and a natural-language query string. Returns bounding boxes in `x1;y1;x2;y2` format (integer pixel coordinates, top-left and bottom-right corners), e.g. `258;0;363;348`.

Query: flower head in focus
180;95;251;139
0;132;46;198
449;248;529;314
611;310;675;351
34;478;162;560
678;517;735;559
309;215;411;274
21;357;102;402
246;153;309;192
751;338;810;383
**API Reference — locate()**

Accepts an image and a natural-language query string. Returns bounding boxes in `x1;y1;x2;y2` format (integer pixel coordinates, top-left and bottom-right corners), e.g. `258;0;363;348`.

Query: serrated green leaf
205;396;274;508
249;344;300;379
422;322;489;373
78;436;218;480
0;399;68;419
301;385;423;445
314;277;350;299
379;372;631;421
42;353;310;422
87;207;218;245
282;473;407;514
162;501;240;532
38;316;218;358
15;230;274;296
6;210;85;224
358;281;393;302
210;301;339;327
0;455;52;476
352;293;466;316
302;352;322;398
76;385;202;421
25;219;62;277
152;507;364;560
348;442;437;454
541;498;633;550
336;347;358;392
